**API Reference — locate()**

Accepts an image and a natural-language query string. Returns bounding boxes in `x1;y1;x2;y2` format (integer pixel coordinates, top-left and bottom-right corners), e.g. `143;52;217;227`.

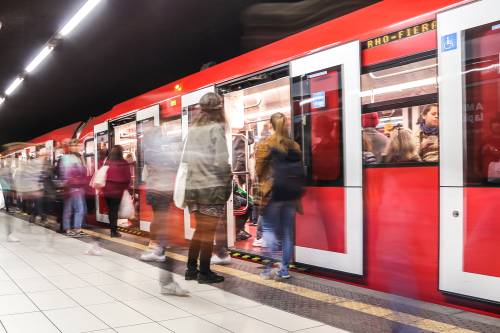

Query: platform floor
1;212;499;333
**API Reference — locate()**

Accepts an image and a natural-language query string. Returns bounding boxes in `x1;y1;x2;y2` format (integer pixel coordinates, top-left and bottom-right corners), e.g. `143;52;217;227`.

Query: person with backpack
255;112;304;280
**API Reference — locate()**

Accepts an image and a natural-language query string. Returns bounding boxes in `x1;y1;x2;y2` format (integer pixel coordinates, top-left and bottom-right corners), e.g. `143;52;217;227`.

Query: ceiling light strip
59;0;102;37
5;77;24;96
25;46;54;73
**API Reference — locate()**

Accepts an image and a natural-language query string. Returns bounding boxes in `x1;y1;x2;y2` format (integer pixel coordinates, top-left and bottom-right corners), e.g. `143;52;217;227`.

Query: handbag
90;163;108;190
118;190;135;219
173;136;189;209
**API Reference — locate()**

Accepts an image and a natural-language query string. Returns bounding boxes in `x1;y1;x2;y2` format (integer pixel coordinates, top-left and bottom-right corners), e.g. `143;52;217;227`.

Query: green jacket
184;122;232;205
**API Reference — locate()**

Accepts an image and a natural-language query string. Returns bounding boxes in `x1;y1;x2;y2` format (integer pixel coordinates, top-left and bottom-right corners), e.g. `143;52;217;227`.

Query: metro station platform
1;212;499;333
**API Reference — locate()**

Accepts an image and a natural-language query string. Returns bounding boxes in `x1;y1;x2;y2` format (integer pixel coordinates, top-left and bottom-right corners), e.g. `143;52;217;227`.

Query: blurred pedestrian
59;140;87;237
183;92;232;284
140;126;188;295
102;145;131;238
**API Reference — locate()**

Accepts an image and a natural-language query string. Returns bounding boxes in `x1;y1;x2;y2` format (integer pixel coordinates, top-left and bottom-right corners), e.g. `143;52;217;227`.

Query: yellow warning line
83;229;479;333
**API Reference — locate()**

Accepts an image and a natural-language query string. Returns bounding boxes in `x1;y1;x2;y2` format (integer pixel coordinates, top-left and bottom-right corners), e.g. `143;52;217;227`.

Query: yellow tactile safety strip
83;229;480;333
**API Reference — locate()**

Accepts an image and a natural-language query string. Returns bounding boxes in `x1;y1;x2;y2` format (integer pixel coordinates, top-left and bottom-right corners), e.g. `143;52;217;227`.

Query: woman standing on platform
183;93;232;284
102;145;131;238
255;112;303;280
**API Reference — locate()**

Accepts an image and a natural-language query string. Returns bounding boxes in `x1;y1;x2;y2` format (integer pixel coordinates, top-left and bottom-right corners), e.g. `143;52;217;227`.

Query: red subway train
2;0;499;317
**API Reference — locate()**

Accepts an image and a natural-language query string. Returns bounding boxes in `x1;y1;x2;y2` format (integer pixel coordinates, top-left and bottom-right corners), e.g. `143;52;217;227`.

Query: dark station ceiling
0;0;376;144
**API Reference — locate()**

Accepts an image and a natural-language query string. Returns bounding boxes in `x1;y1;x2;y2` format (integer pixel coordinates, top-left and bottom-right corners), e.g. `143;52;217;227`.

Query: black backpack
270;147;305;201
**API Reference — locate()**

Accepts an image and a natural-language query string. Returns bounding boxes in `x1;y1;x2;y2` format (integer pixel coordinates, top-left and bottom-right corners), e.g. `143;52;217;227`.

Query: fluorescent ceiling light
25;46;54;73
5;77;24;96
59;0;102;37
0;97;5;105
360;77;436;98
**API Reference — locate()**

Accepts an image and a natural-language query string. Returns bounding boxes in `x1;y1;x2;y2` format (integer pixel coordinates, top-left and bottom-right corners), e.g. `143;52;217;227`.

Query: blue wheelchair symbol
441;33;457;52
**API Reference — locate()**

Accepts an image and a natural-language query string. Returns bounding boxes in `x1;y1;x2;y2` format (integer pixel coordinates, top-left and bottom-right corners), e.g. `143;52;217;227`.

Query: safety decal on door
441;33;457;52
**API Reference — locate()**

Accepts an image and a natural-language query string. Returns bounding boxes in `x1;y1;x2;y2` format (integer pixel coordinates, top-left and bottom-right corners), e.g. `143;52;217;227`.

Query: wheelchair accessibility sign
441;33;457;52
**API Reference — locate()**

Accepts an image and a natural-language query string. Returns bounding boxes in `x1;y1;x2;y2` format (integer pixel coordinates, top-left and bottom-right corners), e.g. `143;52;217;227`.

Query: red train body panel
10;0;500;318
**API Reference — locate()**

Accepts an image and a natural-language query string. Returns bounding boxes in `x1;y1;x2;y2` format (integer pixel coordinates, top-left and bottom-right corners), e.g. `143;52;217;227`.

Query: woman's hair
417;103;438;125
383;127;420;163
362;130;373;153
269;112;293;152
108;145;124;161
192;92;226;127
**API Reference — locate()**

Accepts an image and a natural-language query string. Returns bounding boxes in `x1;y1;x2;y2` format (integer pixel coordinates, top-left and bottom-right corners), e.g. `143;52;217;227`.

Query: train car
11;0;500;316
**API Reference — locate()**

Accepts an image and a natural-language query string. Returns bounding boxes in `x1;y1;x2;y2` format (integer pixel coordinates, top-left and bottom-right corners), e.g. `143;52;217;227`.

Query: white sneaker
252;238;266;247
161;281;189;296
141;251;166;262
86;243;103;256
7;234;19;242
211;254;231;265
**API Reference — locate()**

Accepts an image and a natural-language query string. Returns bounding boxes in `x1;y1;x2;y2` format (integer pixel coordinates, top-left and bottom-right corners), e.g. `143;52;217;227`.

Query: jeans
105;196;121;233
63;188;87;231
187;212;219;274
262;200;296;275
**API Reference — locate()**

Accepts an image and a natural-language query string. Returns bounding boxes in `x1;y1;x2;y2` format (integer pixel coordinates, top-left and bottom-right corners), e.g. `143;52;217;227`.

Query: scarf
420;122;439;136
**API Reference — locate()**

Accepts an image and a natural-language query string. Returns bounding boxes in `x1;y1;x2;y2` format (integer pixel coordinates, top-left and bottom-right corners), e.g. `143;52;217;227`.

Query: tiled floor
0;213;344;333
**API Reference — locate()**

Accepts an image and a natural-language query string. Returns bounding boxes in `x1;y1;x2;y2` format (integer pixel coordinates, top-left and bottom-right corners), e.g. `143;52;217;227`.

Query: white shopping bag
90;165;109;190
118;190;135;219
0;184;5;210
173;136;189;209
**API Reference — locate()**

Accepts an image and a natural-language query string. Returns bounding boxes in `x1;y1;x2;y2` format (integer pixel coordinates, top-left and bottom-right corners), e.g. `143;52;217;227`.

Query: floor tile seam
290;323;329;332
199;310;280;333
4;219;115;332
0;267;65;333
80;228;486;333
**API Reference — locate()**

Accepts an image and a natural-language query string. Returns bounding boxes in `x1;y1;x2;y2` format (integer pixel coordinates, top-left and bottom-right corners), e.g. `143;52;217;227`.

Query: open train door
94;121;109;223
180;86;215;239
290;41;363;275
438;0;500;303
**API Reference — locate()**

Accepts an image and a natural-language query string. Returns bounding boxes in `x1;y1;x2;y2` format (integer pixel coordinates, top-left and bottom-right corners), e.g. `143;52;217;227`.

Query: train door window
361;56;438;165
136;117;155;184
463;21;500;186
84;138;95;176
292;66;343;185
96;131;109;168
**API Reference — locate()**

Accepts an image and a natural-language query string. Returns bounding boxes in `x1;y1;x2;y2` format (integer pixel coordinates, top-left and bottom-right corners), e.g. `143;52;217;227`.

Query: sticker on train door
441;33;457;52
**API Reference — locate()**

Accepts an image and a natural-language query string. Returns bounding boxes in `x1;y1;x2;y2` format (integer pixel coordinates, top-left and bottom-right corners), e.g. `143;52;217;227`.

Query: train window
293;66;343;186
84;139;94;156
361;55;439;167
362;103;438;165
463;21;500;186
96;131;109;168
361;58;437;105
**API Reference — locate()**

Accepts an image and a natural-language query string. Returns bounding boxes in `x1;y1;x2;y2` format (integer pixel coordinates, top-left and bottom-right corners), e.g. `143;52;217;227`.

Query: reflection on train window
361;58;437;105
84;139;95;176
96;131;109;168
463;21;500;186
293;66;343;186
362;103;439;165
